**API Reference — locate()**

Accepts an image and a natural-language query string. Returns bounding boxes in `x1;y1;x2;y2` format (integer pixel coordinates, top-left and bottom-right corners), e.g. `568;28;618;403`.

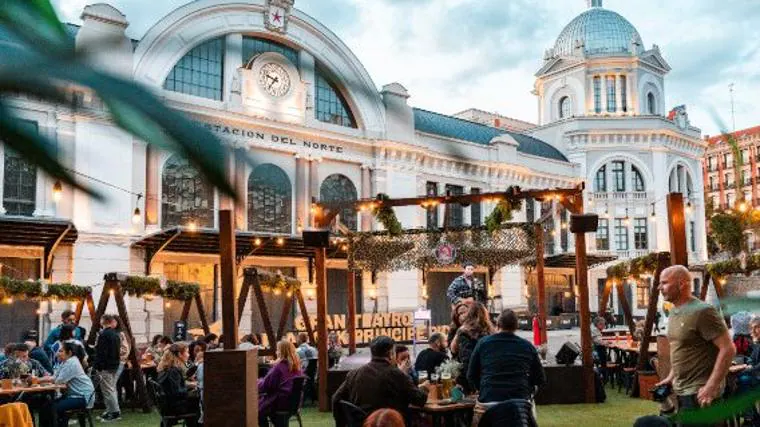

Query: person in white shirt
295;332;318;371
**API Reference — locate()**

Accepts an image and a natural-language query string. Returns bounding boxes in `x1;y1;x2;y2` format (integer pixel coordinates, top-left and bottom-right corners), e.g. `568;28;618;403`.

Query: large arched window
647;92;657;115
2;120;38;216
164;37;225;101
315;68;356;128
669;164;694;196
242;36;299;66
632;166;645;192
161;155;214;228
320;174;357;230
559;96;572;119
248;164;292;233
594;165;607;192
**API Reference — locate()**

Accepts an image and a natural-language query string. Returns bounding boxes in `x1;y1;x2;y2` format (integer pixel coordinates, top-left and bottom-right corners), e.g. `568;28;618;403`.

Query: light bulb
132;207;141;224
52;181;63;203
187;221;198;232
276;237;285;246
254;238;262;246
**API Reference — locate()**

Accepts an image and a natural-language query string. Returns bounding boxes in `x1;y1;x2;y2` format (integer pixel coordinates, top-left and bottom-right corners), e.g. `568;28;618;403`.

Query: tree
0;1;241;199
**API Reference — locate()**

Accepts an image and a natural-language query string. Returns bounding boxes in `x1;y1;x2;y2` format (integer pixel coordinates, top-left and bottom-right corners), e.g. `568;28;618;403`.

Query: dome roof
553;3;644;58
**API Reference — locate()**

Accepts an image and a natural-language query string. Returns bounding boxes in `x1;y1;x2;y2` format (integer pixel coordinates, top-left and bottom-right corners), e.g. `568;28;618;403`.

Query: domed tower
534;0;670;125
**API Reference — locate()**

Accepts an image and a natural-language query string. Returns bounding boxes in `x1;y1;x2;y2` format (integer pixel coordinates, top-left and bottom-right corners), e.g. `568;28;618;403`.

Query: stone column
295;155;307;232
615;75;623;113
587;75;595;114
360;165;372;231
601;75;608;113
309;158;320;226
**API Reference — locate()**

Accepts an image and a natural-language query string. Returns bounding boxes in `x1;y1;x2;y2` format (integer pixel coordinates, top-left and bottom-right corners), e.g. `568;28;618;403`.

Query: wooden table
416;399;476;427
0;383;66;396
605;341;658;354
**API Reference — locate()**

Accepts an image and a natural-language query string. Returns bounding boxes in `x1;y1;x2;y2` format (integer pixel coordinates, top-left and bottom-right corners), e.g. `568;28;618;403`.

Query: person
362;408;406;427
736;317;760;424
23;334;53;375
394;344;417;383
446;262;486;307
295;332;317;371
414;332;448;378
239;334;261;351
43;310;86;360
41;341;95;427
0;343;51;379
467;309;546;427
332;336;428;423
144;335;172;365
591;317;608;369
328;332;343;368
655;265;734;425
731;311;753;357
258;339;303;427
51;324;87;371
203;333;219;349
451;302;494;393
94;314;122;422
113;316;131;377
157;343;200;426
188;340;208;366
448;302;470;348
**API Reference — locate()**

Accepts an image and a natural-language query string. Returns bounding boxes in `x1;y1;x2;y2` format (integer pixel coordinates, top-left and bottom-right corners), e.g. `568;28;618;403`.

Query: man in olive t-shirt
655;265;735;424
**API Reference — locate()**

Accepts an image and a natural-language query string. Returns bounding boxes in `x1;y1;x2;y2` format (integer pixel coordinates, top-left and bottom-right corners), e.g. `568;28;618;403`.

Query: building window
647;92;656;115
445;184;464;227
320;174;358;231
242;36;299;66
634;218;648;250
161;155;215;228
593;76;602;114
426;182;438;229
709;176;715;189
559;96;571;119
315;69;356;128
632;166;645;192
620;75;627;112
637;280;650;309
612;161;625;192
3;120;38;216
471;187;481;226
526;197;535;223
594;165;607;192
163;37;224;101
606;76;616;112
560;209;568;252
596;218;609;250
614;218;629;250
690;220;696;252
248;164;292;234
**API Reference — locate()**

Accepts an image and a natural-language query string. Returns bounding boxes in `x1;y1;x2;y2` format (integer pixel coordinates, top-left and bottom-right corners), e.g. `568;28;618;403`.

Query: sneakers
99;412;121;422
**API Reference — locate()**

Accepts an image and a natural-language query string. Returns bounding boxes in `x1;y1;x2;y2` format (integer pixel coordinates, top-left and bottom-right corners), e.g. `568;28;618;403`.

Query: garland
163;280;200;301
46;283;92;301
485;188;523;233
0;276;90;301
706;254;760;279
258;270;300;293
605;252;661;282
123;276;200;301
371;193;401;236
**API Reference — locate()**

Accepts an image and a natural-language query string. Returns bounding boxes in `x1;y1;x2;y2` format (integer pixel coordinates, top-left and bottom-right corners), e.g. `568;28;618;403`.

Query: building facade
0;0;706;341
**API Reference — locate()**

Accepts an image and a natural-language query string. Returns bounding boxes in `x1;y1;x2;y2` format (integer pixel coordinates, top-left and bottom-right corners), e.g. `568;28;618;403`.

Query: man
23;334;54;375
655;265;734;424
447;262;486;307
0;343;51;379
414;332;448;377
295;332;318;371
467;309;546;427
394;344;417;383
591;317;608;368
332;336;428;424
95;314;122;422
43;310;86;359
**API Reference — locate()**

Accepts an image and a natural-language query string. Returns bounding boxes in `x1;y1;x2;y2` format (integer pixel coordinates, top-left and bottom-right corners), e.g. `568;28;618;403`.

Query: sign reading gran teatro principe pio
199;121;347;154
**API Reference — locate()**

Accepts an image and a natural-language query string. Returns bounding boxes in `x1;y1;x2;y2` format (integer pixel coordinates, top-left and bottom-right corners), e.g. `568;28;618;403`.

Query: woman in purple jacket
258;339;303;426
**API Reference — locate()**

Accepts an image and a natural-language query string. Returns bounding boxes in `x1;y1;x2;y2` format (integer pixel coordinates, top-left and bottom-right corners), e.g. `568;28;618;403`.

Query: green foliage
606;252;662;282
163;281;200;301
46;283;92;301
485;188;523;233
0;277;90;301
258;271;300;292
710;212;745;255
373;193;402;236
0;0;242;198
122;276;161;298
0;276;43;298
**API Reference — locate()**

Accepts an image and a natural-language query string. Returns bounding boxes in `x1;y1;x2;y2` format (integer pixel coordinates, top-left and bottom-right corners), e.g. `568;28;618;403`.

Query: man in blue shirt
43;310;86;359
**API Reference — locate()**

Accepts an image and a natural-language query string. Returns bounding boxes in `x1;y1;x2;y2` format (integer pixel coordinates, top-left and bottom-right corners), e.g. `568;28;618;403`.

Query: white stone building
0;0;706;342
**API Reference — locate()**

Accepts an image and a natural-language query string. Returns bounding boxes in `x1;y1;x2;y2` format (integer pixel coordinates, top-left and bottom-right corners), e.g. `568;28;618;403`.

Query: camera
649;383;672;403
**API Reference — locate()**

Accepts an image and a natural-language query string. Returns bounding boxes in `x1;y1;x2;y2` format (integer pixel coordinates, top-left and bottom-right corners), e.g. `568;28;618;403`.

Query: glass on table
418;371;428;382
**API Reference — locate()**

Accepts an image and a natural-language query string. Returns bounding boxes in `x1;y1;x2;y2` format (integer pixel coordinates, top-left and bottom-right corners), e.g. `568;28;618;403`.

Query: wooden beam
145;228;181;275
112;281;151;413
219;210;238;351
574;223;596;404
276;293;293;340
295;288;315;345
180;299;192;322
73;295;85;324
347;270;357;355
44;224;72;280
237;276;251;322
195;294;211;336
599;280;612;318
86;281;111;346
315;247;329;412
534;223;548;345
666;193;688;267
700;271;710;301
615;280;636;336
637;253;670;372
251;271;276;349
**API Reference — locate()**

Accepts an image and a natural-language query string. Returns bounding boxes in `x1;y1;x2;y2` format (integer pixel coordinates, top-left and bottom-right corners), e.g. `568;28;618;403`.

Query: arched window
161;155;214;228
164;38;224;101
320;174;357;230
3;120;38;216
669;164;694;196
632;166;645;192
242;36;299;66
559;96;572;119
315;68;356;128
647;92;656;115
594;165;607;192
248;164;292;233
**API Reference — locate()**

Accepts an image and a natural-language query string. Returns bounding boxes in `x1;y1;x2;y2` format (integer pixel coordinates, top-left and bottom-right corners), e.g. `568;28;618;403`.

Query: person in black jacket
414;332;448;378
23;333;54;375
451;302;494;394
95;314;122;422
157;343;200;427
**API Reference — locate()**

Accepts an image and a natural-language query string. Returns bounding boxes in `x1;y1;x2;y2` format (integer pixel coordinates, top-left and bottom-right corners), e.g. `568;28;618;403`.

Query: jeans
54;397;87;427
98;369;120;414
676;394;722;427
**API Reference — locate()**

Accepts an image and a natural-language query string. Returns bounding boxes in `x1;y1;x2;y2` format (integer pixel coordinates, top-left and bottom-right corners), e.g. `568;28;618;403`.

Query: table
604;341;658;354
416;399;476;427
0;384;66;397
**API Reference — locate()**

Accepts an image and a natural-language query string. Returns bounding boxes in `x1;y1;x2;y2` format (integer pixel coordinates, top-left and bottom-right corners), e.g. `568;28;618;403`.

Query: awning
0;216;78;278
541;253;617;269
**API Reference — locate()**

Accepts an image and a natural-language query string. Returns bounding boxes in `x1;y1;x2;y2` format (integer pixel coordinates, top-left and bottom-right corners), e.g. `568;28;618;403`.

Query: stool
64;408;95;427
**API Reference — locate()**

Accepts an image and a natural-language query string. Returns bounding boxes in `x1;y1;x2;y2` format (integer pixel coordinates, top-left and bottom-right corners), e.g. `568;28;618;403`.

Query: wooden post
347;270;357;355
535;223;548;345
276;294;293;340
615;280;636;336
219;210;238;350
637;253;670;372
295;288;316;345
700;271;710;301
572;201;596;404
180;299;192;322
251;272;276;353
315;247;329;412
599;280;612;318
86;282;111;346
237;278;251;321
194;294;211;335
667;193;688;267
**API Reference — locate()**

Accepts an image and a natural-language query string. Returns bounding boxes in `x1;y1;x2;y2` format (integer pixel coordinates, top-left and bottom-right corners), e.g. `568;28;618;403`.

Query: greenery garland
122;276;161;298
605;252;661;282
0;276;90;301
46;283;92;301
163;280;200;301
373;193;402;236
258;270;301;293
485;189;523;233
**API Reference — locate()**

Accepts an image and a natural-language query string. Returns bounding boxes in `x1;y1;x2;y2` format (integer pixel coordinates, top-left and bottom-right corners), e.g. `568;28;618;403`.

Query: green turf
112;388;659;427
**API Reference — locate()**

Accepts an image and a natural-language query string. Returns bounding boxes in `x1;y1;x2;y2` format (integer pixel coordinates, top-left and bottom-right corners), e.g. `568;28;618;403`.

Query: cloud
52;0;757;134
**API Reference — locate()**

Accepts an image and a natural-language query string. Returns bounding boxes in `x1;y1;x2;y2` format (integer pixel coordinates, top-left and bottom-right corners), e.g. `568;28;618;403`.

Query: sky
52;0;760;136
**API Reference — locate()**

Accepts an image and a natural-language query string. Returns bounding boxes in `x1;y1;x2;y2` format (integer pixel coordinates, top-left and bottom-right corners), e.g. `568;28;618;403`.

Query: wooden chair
63;407;95;427
270;376;306;427
336;400;368;427
147;379;199;427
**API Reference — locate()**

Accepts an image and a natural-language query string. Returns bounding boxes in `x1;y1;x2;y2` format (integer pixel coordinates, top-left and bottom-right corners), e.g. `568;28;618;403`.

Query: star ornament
272;11;282;23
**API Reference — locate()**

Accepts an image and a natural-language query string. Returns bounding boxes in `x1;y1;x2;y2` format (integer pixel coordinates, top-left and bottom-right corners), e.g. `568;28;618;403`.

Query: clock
258;63;291;97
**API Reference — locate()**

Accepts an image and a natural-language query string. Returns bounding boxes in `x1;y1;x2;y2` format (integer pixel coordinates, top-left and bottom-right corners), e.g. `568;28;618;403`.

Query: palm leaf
0;0;73;55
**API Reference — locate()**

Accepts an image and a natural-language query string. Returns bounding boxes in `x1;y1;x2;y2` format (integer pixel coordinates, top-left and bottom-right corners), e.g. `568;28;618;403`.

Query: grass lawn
114;388;659;427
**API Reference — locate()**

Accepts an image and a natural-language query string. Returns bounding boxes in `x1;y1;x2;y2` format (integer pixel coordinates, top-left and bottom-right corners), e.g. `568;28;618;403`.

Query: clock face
258;63;291;97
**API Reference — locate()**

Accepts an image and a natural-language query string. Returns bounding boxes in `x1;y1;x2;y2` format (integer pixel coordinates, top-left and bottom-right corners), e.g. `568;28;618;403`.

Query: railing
591;192;651;201
615;249;651;259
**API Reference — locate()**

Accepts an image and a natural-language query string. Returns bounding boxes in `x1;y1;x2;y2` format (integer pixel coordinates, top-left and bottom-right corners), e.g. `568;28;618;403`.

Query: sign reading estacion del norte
200;121;346;154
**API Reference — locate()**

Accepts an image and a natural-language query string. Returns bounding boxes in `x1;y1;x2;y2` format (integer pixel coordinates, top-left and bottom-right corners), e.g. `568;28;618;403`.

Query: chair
270;376;306;427
478;399;537;427
147;379;199;427
64;407;95;427
337;400;368;427
303;359;318;405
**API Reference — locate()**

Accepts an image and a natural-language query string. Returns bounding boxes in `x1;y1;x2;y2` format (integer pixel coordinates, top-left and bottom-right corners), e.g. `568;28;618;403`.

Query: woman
188;340;208;365
203;333;219;350
157;343;200;426
363;408;405;427
239;334;261;351
327;332;343;368
448;302;470;355
258;339;303;427
452;302;494;393
51;324;87;370
44;342;95;427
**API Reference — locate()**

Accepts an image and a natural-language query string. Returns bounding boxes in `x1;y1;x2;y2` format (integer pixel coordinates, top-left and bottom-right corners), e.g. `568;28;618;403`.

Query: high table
0;383;66;397
414;399;476;427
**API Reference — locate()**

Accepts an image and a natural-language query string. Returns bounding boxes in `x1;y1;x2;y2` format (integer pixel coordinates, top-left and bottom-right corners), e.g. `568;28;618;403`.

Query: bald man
655;265;734;424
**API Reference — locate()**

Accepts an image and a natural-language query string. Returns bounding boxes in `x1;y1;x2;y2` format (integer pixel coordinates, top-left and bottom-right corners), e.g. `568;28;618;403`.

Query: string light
187;221;198;232
254;238;262;246
306;288;315;300
276;237;285;246
273;288;282;296
109;290;114;297
623;209;631;226
341;245;348;251
286;291;293;298
132;207;141;225
369;289;377;299
561;222;568;230
52;181;63;202
737;201;746;213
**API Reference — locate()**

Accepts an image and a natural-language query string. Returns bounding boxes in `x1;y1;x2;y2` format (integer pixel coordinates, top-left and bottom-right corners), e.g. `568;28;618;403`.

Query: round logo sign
434;243;457;265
